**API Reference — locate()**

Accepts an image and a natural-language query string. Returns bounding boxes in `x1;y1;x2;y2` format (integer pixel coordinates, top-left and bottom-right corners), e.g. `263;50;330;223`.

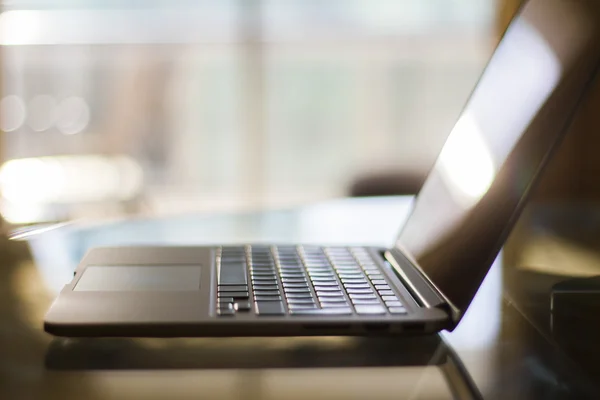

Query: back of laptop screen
396;0;600;314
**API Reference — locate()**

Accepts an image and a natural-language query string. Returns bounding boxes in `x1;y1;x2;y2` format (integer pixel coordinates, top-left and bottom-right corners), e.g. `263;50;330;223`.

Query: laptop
45;0;600;337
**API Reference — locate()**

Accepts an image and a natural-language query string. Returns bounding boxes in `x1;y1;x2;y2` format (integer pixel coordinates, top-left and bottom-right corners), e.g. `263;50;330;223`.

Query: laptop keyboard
216;245;407;317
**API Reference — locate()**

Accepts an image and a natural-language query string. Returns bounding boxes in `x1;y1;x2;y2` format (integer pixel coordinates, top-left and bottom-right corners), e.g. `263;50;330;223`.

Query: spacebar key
255;301;285;315
290;307;352;316
219;264;248;285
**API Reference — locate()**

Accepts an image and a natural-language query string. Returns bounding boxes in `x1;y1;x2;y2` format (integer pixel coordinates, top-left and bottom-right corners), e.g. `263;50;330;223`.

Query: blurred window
0;0;496;223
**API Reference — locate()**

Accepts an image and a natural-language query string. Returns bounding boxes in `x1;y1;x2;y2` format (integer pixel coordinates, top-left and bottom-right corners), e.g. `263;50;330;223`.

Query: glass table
2;196;599;399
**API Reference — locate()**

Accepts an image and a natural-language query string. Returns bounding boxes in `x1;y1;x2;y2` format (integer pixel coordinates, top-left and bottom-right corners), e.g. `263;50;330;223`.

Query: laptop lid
395;0;600;322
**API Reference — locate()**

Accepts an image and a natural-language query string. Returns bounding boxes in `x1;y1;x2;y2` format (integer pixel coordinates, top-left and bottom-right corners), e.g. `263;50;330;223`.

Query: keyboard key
234;301;252;311
251;257;272;262
341;278;367;284
331;261;359;267
221;257;246;263
358;264;377;269
251;266;275;272
251;248;272;253
217;297;234;304
374;284;391;291
308;272;336;278
337;270;363;276
319;296;347;303
303;258;331;268
282;282;310;288
355;305;386;315
389;307;407;314
337;272;364;277
313;285;342;292
308;281;339;287
251;257;273;262
281;278;307;284
252;272;277;277
288;303;318;310
279;266;303;271
343;283;371;290
338;276;366;282
218;285;248;292
346;288;374;294
218;299;234;307
279;270;302;276
285;288;312;293
367;275;385;281
255;301;285;315
317;291;344;297
304;261;330;267
254;290;281;296
319;298;346;306
334;265;361;270
328;251;353;257
290;308;352;316
255;295;282;301
281;275;306;280
327;252;352;258
304;259;330;265
285;292;313;299
321;301;350;308
253;284;279;291
279;262;302;268
371;279;387;285
252;281;278;288
382;295;399;302
252;277;278;283
218;307;235;316
287;298;316;304
385;301;404;307
351;299;380;305
310;277;337;282
338;275;366;281
378;290;395;296
219;265;248;285
279;262;301;268
250;260;272;265
305;266;332;271
349;293;377;300
364;269;382;275
250;256;273;261
218;291;248;298
363;268;380;274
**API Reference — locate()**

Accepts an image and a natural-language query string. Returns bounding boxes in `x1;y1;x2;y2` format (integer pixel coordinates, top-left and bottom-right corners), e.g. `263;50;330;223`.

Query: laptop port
403;322;425;332
363;323;390;332
303;324;351;331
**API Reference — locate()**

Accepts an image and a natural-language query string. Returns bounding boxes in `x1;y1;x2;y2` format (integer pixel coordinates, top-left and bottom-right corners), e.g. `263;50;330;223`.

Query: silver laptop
45;0;600;337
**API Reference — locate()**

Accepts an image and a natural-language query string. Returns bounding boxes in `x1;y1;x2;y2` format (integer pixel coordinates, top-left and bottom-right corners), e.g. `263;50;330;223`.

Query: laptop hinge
385;248;458;321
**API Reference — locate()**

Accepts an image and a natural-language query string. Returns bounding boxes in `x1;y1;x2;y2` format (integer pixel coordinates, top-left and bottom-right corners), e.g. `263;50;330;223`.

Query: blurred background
0;0;506;225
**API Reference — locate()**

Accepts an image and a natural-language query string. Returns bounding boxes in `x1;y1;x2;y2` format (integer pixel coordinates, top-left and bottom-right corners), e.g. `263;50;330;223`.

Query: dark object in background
349;171;426;197
552;276;600;380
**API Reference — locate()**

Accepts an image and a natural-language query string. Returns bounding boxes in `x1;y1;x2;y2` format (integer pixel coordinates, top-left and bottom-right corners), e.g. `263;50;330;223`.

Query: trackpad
74;265;201;291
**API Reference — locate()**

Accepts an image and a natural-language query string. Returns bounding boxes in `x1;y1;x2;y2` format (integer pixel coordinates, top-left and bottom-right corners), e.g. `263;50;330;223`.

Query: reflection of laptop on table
46;335;483;399
45;0;600;337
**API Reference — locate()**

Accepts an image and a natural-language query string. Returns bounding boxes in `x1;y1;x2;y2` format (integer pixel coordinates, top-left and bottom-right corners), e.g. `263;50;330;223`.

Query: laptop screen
396;0;600;317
